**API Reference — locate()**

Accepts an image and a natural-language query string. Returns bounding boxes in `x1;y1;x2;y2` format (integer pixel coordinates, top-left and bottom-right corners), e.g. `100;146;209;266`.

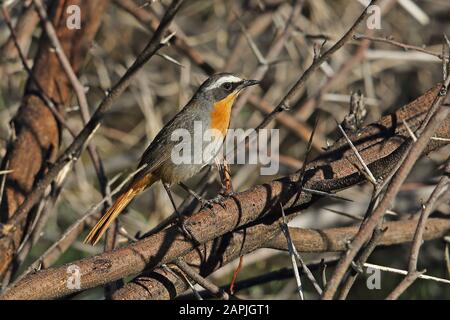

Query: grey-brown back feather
132;73;238;183
134;95;212;181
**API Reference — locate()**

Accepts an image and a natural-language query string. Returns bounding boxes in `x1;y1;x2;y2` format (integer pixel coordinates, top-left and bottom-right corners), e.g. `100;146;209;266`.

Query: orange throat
210;93;237;137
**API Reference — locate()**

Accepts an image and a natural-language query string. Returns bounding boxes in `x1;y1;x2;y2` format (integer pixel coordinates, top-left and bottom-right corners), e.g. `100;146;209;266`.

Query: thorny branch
1;81;449;299
1;0;449;301
386;158;450;299
0;0;184;282
0;0;109;281
321;77;450;300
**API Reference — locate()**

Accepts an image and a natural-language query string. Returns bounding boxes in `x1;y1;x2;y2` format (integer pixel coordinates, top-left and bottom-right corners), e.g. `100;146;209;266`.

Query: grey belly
156;129;224;185
157;161;206;185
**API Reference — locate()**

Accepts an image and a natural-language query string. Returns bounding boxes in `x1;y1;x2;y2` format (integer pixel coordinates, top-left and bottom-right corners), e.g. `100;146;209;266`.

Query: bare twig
174;259;229;300
2;80;449;299
322;76;450;299
354;34;449;61
338;224;386;299
386;158;450;299
365;263;450;285
240;0;380;147
0;0;109;281
4;165;146;291
336;121;377;184
280;204;304;299
0;0;185;278
1;3;115;284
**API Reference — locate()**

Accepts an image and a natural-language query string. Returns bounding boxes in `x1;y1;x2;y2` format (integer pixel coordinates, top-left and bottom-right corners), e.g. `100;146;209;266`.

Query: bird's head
196;73;259;106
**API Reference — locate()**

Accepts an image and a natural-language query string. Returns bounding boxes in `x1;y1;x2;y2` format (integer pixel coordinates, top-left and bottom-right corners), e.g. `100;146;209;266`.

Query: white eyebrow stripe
204;75;242;90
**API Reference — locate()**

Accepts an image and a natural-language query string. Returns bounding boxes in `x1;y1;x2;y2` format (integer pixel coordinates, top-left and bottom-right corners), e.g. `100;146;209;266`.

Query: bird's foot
220;189;236;197
199;194;227;209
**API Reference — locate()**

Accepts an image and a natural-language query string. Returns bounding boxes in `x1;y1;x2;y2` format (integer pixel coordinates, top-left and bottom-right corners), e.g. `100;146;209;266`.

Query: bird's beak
240;79;260;89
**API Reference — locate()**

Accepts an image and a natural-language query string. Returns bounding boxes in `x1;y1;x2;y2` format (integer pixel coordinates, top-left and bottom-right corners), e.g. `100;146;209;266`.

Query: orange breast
210;93;237;137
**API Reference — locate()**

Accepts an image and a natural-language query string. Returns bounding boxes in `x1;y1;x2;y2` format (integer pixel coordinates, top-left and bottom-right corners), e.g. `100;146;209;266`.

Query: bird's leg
216;158;235;197
163;183;197;241
217;158;234;196
179;182;225;209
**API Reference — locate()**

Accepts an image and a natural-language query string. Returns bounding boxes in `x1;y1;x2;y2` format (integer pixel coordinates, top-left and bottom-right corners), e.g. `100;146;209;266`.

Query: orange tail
84;173;156;245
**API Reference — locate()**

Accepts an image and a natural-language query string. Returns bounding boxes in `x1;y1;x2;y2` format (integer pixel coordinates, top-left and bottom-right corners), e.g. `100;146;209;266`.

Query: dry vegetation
0;0;449;300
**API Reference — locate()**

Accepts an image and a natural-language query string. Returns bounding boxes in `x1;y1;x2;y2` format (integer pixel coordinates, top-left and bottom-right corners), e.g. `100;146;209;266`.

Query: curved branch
1;83;449;300
111;218;450;300
0;0;108;280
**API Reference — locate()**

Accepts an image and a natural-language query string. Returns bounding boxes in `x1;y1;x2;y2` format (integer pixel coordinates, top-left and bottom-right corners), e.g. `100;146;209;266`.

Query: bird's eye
222;82;233;91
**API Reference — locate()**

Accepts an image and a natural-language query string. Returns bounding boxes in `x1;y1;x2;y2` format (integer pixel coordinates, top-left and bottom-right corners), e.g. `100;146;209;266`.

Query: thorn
323;207;363;221
0;169;14;176
303;187;354;202
161;31;176;45
281;102;290;111
336;120;377;185
402;119;417;142
235;14;268;66
156;53;185;68
431;136;450;142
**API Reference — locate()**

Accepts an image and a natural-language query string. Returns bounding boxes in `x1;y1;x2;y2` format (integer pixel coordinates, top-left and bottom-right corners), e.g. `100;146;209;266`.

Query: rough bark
1;83;449;299
0;0;108;280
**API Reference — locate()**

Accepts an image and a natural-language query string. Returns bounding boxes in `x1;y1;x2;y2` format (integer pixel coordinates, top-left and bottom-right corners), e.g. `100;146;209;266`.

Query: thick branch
266;219;450;252
112;218;450;300
0;0;184;281
0;0;108;280
1;83;449;300
322;78;450;299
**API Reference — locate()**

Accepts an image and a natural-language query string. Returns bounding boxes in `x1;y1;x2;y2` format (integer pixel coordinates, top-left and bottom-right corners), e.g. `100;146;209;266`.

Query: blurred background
0;0;449;299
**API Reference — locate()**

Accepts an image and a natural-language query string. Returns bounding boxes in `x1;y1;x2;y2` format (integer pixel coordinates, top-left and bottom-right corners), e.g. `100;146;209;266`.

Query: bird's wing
135;106;197;176
135;127;175;177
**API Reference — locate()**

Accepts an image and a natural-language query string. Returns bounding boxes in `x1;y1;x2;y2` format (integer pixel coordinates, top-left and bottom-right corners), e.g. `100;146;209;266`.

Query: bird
84;73;259;245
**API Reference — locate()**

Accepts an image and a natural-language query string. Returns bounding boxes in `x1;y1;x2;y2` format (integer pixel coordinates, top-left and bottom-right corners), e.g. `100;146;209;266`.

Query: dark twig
354;34;449;61
338;224;386;299
386;157;450;299
322;76;450;299
1;0;185;256
3;166;146;292
182;256;340;299
2;82;449;299
174;258;229;300
1;3;115;284
279;204;304;299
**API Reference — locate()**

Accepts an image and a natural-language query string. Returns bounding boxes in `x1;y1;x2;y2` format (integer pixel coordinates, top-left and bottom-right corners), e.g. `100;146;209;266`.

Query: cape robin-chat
84;73;259;245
